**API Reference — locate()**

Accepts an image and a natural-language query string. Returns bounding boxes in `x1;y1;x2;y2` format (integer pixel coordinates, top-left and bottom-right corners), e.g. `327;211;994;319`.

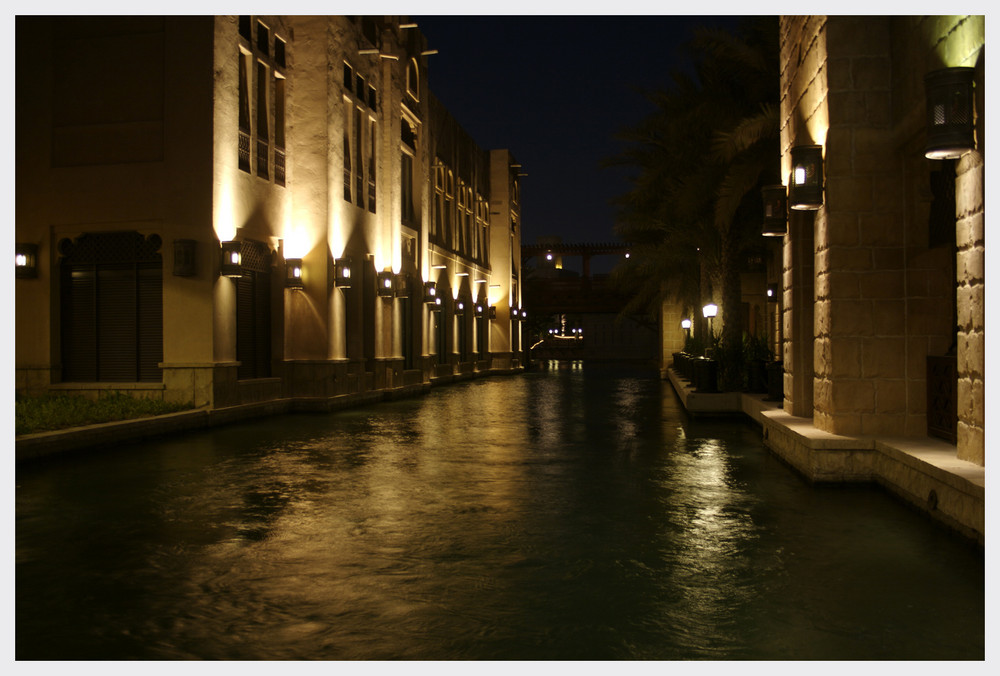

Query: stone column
956;150;984;464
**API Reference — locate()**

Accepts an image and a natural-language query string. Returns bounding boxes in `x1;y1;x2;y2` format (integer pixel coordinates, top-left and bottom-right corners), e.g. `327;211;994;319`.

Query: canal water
16;363;984;660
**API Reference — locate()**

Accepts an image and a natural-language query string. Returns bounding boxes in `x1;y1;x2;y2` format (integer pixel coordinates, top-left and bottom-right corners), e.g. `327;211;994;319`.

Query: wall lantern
15;243;38;279
475;303;485;318
456;300;466;313
924;67;976;160
519;309;527;321
285;257;304;288
377;270;394;297
511;307;520;319
431;296;443;312
220;241;242;277
761;184;788;236
488;306;497;320
766;283;779;302
334;257;352;288
423;281;438;303
789;145;824;210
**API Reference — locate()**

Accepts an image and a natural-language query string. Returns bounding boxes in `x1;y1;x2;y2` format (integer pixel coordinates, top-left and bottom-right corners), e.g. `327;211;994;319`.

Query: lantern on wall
761;184;788;236
15;243;37;279
285;257;304;288
334;257;352;288
924;66;976;160
423;281;438;303
377;270;394;297
789;145;824;210
767;283;779;302
220;241;242;277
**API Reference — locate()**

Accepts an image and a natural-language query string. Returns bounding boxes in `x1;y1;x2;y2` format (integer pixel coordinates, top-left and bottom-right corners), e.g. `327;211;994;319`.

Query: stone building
777;15;984;465
15;16;525;411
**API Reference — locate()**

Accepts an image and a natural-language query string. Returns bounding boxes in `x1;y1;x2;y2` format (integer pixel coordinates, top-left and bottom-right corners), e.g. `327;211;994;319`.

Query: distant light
681;318;692;330
703;303;718;319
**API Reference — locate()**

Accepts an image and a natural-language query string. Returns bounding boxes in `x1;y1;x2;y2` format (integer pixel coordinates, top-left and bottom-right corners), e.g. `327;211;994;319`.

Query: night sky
415;14;742;268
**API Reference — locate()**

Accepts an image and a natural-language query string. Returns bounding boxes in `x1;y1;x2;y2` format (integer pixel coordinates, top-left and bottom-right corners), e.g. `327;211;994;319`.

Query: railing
274;147;285;186
927;355;957;443
238;128;251;173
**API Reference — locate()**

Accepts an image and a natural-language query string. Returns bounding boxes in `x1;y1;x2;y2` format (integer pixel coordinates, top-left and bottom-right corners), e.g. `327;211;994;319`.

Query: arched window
406;58;419;102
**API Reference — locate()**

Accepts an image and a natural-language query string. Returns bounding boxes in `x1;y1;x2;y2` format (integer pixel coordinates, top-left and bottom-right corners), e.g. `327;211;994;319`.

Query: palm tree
609;16;779;389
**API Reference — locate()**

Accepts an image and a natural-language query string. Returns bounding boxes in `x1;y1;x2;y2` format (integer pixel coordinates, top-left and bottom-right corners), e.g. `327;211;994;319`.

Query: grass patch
16;392;195;436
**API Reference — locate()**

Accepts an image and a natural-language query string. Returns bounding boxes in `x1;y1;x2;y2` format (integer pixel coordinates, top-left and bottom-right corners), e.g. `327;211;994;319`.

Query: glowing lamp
423;281;437;303
475;303;485;318
377;271;394;297
488;306;497;320
767;283;778;302
924;67;976;160
456;300;466;313
702;304;718;318
789;145;824;210
681;318;692;330
334;257;352;288
285;257;304;288
761;184;788;236
15;243;37;279
220;241;242;277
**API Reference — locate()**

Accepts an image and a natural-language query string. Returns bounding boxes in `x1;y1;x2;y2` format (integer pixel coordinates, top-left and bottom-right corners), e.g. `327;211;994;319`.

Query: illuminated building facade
15;16;524;410
777;16;985;466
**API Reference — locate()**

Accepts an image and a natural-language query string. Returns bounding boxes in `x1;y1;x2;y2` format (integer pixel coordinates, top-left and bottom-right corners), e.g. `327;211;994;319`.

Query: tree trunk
718;233;744;391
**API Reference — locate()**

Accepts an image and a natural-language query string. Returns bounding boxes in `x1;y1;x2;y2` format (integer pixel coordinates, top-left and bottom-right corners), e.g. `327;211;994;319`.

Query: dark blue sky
415;15;741;258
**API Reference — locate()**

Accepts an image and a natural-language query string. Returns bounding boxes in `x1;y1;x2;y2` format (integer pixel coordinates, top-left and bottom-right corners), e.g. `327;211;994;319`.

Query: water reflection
16;364;984;660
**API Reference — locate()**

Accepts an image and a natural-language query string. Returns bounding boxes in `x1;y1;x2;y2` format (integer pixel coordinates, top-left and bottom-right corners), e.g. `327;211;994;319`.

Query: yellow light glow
214;180;237;241
15;254;26;267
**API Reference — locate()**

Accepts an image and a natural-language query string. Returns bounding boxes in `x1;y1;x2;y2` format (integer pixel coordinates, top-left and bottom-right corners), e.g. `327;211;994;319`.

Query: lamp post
702;303;718;339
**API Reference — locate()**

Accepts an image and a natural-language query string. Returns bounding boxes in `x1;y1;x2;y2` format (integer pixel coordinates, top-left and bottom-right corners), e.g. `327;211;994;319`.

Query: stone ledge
666;366;984;544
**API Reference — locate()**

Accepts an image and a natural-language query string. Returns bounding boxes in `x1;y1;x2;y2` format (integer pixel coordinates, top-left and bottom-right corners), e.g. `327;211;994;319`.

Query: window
444;171;454;248
354;107;363;206
256;20;269;55
238;50;251;172
256;61;269;179
343;62;377;210
274;36;285;69
367;118;376;212
401;151;414;225
239;15;252;41
237;18;286;184
400;118;417;225
406;58;419;102
59;232;163;383
274;74;286;185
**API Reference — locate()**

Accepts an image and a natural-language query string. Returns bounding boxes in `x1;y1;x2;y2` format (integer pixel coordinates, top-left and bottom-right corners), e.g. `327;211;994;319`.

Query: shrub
15;392;194;436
